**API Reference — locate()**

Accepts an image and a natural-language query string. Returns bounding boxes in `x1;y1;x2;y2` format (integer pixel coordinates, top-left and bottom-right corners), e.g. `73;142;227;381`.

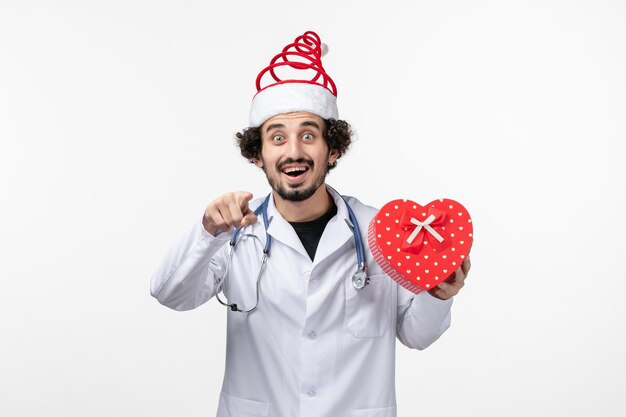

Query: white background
1;1;625;416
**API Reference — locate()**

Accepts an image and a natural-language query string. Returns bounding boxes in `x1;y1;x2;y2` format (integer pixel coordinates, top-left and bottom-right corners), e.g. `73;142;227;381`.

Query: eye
272;134;285;143
302;132;314;141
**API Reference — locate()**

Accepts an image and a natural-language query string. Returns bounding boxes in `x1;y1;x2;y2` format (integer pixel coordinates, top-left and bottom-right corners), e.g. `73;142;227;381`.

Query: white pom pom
321;43;329;57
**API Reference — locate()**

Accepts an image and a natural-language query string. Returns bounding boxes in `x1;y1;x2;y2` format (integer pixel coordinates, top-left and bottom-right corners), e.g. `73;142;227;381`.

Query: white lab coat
151;186;453;417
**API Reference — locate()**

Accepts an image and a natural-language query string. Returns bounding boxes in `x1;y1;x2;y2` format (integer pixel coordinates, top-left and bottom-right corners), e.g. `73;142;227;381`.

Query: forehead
262;112;324;131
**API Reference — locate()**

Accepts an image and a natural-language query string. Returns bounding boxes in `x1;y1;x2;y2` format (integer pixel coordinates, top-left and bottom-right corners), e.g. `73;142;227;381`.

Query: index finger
236;191;254;210
236;192;258;227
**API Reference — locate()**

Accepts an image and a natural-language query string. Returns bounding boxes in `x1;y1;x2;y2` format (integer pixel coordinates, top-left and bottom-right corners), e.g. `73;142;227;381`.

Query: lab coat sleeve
150;219;231;311
396;286;453;350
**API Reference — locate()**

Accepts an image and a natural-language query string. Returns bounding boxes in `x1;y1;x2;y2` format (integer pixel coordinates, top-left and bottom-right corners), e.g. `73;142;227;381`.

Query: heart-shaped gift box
368;198;473;294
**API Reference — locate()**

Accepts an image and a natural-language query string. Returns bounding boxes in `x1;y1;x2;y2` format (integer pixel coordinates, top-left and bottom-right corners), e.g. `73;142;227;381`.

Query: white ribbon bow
406;215;445;244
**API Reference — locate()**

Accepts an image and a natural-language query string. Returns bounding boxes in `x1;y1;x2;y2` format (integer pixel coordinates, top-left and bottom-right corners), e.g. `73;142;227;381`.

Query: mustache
277;158;314;170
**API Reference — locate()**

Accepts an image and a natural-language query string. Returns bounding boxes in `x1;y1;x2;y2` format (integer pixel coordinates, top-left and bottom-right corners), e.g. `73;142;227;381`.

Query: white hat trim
249;82;338;127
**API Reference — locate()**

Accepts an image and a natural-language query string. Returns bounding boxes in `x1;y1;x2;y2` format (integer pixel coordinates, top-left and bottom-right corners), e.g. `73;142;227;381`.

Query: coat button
307;387;317;397
303;271;311;279
308;331;317;339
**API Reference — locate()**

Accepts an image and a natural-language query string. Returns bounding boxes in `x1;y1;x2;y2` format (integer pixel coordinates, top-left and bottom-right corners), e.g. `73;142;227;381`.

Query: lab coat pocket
345;273;391;338
351;405;397;417
218;391;270;417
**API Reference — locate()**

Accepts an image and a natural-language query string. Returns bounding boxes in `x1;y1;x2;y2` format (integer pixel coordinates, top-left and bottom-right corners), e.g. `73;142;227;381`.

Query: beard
263;157;329;202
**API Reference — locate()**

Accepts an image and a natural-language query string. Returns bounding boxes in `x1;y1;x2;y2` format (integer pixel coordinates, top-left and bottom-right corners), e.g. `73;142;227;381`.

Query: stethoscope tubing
218;190;368;312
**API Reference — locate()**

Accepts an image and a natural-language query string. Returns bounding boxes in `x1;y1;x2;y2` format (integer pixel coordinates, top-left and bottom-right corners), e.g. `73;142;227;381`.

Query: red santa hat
249;31;338;127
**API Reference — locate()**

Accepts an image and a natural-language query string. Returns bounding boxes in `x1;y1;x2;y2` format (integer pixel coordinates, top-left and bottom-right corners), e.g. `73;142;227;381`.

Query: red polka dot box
368;198;473;294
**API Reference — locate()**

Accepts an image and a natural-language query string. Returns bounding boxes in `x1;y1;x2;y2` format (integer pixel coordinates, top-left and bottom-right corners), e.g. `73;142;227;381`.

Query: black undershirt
288;203;338;261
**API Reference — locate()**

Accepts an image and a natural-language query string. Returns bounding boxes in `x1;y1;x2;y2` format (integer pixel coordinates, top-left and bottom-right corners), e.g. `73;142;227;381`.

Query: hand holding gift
427;255;471;300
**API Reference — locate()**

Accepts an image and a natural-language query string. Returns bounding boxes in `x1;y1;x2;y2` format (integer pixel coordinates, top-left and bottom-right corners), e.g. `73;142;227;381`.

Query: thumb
240;211;258;227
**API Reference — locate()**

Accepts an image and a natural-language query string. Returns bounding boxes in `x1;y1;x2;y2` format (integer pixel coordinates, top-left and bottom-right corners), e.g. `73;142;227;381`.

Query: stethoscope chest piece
352;270;369;290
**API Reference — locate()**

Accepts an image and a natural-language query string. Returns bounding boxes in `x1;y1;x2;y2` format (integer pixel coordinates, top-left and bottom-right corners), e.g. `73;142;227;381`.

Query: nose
285;135;305;158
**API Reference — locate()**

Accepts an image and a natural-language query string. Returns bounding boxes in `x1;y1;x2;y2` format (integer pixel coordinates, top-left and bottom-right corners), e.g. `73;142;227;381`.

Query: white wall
1;1;624;416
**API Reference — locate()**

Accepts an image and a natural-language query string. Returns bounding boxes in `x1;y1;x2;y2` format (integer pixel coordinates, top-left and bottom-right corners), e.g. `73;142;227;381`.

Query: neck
273;184;334;222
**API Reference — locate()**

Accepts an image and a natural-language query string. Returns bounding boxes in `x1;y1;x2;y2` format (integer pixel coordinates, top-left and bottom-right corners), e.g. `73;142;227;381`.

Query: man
151;31;470;417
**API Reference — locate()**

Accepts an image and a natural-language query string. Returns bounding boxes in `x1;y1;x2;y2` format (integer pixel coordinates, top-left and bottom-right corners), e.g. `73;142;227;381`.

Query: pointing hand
202;192;258;236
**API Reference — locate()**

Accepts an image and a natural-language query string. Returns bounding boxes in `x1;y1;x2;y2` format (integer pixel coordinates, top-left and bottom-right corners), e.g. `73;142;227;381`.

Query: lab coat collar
313;185;355;268
265;184;355;267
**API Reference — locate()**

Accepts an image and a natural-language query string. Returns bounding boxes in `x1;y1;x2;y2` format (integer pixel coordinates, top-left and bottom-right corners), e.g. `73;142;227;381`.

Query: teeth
283;167;306;173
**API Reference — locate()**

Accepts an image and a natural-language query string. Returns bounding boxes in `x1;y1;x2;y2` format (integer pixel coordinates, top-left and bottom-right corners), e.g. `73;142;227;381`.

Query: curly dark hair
235;118;353;170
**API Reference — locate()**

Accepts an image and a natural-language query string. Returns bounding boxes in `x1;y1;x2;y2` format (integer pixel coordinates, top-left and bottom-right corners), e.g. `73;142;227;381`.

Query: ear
328;148;339;165
252;157;263;168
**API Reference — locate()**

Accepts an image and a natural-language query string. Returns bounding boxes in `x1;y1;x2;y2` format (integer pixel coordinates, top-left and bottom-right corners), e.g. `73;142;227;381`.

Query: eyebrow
265;123;284;133
264;120;322;134
300;120;321;130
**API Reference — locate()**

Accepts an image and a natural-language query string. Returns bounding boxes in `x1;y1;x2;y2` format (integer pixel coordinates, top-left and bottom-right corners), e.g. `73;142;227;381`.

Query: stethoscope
216;191;369;313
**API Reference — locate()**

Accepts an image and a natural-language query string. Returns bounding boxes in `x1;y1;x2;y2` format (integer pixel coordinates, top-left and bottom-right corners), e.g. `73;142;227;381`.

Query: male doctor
151;31;470;417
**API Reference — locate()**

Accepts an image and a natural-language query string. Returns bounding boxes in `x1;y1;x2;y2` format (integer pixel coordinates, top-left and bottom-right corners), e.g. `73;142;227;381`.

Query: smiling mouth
282;166;310;177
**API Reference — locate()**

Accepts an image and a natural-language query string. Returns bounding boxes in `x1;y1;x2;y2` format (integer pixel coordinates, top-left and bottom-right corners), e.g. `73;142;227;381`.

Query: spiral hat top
249;31;338;127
